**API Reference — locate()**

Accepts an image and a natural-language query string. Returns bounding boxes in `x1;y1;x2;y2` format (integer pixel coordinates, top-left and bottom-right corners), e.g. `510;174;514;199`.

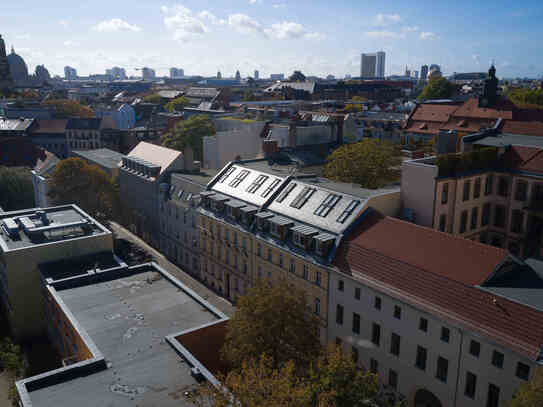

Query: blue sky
2;0;543;78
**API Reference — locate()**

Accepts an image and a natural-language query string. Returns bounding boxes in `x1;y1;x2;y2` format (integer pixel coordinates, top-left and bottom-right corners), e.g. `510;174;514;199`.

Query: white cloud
374;13;402;26
403;26;419;32
248;0;259;4
63;40;80;47
304;32;326;40
472;54;481;64
420;31;437;40
92;18;141;32
198;11;225;25
264;21;305;39
272;3;286;8
228;13;262;34
163;5;208;41
365;31;405;39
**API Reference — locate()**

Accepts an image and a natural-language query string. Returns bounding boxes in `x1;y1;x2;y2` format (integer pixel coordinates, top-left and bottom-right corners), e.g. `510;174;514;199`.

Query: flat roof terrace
19;263;227;407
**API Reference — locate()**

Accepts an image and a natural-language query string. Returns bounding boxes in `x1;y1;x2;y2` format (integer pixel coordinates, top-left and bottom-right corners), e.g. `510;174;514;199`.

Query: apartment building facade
196;159;401;340
329;210;543;407
402;144;543;258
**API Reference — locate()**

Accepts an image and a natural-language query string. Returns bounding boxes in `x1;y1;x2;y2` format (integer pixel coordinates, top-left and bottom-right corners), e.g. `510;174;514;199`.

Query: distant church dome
7;47;29;81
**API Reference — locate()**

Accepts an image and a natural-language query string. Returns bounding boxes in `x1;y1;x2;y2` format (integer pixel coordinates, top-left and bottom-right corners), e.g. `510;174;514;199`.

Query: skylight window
261;178;281;198
314;193;342;217
290;187;316;209
185;193;193;201
246;175;269;193
276;183;296;203
229;170;250;188
177;189;184;200
337;200;361;224
218;166;236;183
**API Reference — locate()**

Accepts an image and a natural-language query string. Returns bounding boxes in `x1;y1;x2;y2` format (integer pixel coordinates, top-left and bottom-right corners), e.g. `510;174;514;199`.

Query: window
441;327;450;343
460;210;468;233
314;193;342;217
419;318;428;332
390;333;401;356
290;187;316;209
337;200;361;223
370;358;378;374
498;177;509;197
394;305;402;319
229;169;250;187
388;369;398;390
494;205;506;228
316;271;321;286
338;280;344;291
374;296;382;310
485;174;494;196
219;166;236;183
470;340;480;357
415;346;427;370
371;323;381;346
463;180;471;201
465;372;477;399
482;203;491;226
439;214;447;232
492;351;504;369
290;259;295;273
261;178;281;198
441;183;449;204
276;183;297;203
354;287;361;300
335;337;342;346
511;209;524;234
436;356;448;382
471;207;479;230
336;305;344;325
257;243;262;257
246;174;269;193
486;384;500;407
314;298;320;315
474;178;481;199
515;181;527;201
516;362;530;380
279;253;283;268
352;313;360;334
303;264;309;280
352;346;359;363
267;248;272;261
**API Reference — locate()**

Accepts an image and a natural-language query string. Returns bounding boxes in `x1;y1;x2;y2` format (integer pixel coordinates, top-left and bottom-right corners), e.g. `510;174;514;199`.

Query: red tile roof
333;212;543;360
452;97;514;120
502;146;543;173
32;119;68;134
501;120;543;137
410;104;458;123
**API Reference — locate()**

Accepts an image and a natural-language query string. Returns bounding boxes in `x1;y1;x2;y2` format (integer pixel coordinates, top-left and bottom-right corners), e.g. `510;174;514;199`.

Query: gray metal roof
225;200;246;209
314;233;336;242
209;193;229;202
255;211;274;219
72;148;125;169
239;205;258;213
269;216;294;226
200;191;216;197
473;134;543;149
291;225;319;235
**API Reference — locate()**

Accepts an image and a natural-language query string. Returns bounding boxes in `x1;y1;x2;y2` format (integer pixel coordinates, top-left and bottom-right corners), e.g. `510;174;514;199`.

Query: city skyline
2;0;543;78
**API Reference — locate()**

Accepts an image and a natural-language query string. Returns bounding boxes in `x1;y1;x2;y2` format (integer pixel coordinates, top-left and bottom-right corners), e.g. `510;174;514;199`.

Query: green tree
243;90;255;101
0;167;35;211
143;93;162;104
418;77;455;100
509;368;543;407
324;139;402;189
506;88;543;108
221;279;321;372
164;96;189;112
309;345;379;407
41;99;95;118
48;158;119;223
345;96;367;113
289;70;306;82
161;115;215;161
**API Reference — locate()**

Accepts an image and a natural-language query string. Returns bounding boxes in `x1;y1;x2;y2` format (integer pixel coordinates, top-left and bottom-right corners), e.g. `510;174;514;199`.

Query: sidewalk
0;371;11;407
109;222;235;317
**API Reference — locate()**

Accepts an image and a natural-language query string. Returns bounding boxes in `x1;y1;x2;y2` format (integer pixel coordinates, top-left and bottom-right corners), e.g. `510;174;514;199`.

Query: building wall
31;171;52;208
296;125;332;146
2;233;113;340
328;271;536;407
66;129;101;155
367;191;401;218
401;160;438;227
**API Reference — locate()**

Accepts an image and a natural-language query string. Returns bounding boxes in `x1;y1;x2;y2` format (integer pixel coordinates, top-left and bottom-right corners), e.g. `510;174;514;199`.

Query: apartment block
0;205;112;339
330;209;543;407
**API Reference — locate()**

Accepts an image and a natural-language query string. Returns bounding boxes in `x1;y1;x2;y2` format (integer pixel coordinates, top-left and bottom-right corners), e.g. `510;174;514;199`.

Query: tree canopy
418;77;455;100
143;93;162;104
509;368;543;407
0;166;35;212
161;114;215;161
221;279;321;372
48;158;119;223
41;99;95;118
506;88;543;109
344;96;367;112
324;139;402;189
164;96;189;112
289;70;306;82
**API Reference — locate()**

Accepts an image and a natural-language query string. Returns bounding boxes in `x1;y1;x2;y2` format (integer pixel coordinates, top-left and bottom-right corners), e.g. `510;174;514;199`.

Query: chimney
183;146;195;172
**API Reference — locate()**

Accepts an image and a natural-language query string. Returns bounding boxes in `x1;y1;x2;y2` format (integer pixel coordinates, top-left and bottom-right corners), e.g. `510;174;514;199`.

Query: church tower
479;64;499;108
0;34;14;90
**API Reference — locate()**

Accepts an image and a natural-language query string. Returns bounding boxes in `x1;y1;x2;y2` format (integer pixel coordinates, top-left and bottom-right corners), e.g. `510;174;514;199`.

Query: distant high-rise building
345;74;352;80
361;51;385;78
169;67;184;78
412;70;419;79
106;67;126;80
270;73;285;80
64;66;77;80
326;74;335;80
254;70;259;80
217;71;222;79
235;70;241;81
404;66;411;77
420;65;429;80
142;67;156;80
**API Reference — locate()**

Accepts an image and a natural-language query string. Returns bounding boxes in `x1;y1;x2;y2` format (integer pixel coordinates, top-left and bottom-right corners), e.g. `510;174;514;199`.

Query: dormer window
255;212;274;232
240;205;258;226
225;200;246;221
314;233;335;257
291;225;318;251
269;216;294;240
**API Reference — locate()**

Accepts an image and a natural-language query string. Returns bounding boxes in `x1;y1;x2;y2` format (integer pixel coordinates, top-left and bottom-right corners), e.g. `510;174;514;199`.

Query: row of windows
69;141;99;149
439;204;525;234
163;204;197;228
202;219;248;248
